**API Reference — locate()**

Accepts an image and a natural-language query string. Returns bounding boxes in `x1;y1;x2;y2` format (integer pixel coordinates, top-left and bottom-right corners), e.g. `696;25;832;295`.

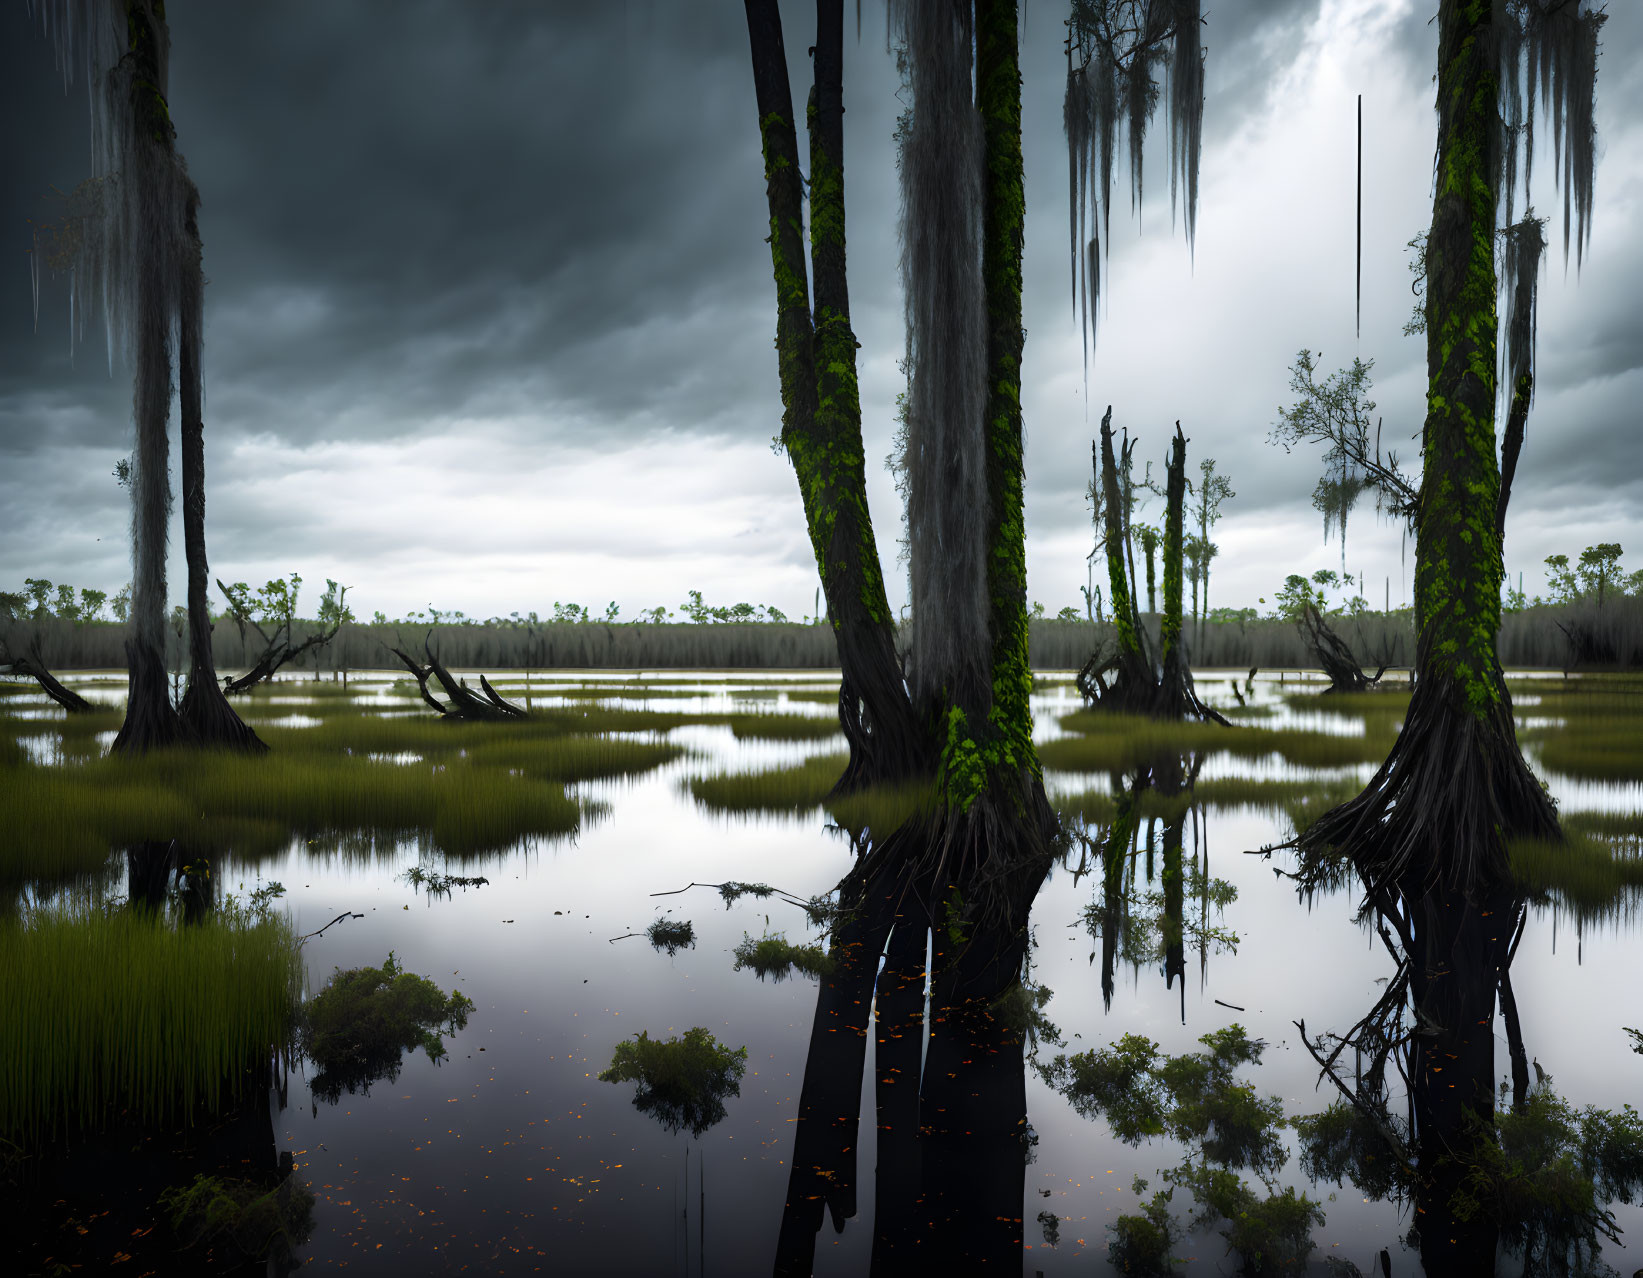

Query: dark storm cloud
3;1;1638;614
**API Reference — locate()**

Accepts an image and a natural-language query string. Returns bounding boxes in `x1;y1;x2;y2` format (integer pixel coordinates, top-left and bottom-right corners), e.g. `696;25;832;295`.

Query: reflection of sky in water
8;667;1642;1273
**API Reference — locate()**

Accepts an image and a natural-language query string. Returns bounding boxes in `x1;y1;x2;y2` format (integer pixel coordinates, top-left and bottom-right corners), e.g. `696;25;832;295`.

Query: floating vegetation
300;952;474;1102
0;904;301;1144
598;1027;747;1137
732;932;835;982
157;1169;316;1264
402;866;490;895
646;917;695;954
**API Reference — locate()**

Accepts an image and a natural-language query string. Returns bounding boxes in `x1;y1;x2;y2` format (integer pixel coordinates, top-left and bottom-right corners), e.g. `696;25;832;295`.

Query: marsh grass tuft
687;753;845;812
301;952;474;1102
1044;712;1398;772
1;746;582;883
732;932;835;981
1509;831;1643;915
0;904;301;1144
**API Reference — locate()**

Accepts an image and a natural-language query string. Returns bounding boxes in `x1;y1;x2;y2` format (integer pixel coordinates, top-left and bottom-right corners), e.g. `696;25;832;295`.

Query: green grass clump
725;712;841;741
1054;777;1363;835
1044;711;1396;772
732;932;835;982
688;753;846;812
0;904;301;1144
301;952;474;1102
824;782;929;836
1;748;581;883
1525;716;1643;782
599;1027;747;1137
1509;832;1643;914
457;735;684;782
687;752;927;834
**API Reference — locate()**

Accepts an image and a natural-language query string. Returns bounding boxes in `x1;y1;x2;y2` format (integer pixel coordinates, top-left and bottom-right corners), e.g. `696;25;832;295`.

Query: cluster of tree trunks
1079;414;1228;724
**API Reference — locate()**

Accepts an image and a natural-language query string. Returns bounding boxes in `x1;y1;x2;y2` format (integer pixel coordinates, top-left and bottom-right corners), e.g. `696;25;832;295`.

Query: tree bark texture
113;0;185;754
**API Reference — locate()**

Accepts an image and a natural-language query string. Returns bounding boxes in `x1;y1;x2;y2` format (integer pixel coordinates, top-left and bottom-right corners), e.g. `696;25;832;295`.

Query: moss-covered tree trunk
1297;0;1557;896
745;0;927;793
1158;425;1187;695
112;0;185;755
1090;409;1152;699
176;196;264;752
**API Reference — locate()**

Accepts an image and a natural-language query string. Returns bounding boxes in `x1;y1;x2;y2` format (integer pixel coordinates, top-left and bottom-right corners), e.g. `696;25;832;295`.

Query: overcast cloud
2;0;1638;623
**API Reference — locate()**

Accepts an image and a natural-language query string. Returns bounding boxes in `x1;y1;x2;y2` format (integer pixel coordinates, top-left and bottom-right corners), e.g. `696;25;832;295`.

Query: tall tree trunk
1097;410;1151;694
744;0;927;791
1159;424;1187;694
176;195;264;752
1293;0;1557;899
112;0;185;754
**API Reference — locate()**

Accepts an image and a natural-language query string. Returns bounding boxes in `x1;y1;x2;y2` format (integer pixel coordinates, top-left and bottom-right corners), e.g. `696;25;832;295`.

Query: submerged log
0;636;95;713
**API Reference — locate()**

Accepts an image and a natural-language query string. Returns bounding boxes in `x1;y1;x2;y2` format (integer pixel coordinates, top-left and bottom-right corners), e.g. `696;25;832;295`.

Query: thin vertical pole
1356;94;1363;340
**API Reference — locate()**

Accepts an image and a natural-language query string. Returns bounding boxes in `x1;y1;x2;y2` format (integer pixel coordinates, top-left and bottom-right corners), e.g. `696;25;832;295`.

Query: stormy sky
3;1;1639;624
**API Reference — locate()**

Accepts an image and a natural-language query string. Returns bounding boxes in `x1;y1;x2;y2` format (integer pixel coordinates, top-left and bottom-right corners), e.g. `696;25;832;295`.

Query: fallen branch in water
300;911;363;943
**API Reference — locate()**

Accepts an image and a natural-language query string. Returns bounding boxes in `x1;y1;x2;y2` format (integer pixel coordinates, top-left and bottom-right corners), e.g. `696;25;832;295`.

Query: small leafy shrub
599;1027;747;1137
301;952;474;1101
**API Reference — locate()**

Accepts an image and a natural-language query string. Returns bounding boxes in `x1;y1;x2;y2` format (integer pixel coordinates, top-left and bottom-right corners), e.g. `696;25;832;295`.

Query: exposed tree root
1078;644;1231;724
1289;672;1558;901
180;655;267;752
390;643;526;721
111;638;186;754
0;635;95;713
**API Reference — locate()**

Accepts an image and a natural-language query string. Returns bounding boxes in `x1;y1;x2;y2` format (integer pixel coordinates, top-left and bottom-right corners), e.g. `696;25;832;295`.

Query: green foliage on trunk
1418;0;1506;717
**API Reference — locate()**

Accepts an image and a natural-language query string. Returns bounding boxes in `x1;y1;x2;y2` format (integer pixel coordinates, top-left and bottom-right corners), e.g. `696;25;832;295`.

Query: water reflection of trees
1292;883;1643;1277
1069;762;1239;1017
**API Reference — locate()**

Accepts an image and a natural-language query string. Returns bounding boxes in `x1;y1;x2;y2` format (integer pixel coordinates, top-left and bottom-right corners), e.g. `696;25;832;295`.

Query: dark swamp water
5;669;1642;1276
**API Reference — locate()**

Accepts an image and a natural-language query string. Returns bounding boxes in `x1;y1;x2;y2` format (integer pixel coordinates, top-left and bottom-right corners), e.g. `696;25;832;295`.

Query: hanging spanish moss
37;0;201;751
1064;0;1203;363
1497;0;1605;268
891;0;992;723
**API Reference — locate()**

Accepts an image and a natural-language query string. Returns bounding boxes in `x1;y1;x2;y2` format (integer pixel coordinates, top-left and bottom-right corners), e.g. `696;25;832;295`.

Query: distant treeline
8;598;1642;673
